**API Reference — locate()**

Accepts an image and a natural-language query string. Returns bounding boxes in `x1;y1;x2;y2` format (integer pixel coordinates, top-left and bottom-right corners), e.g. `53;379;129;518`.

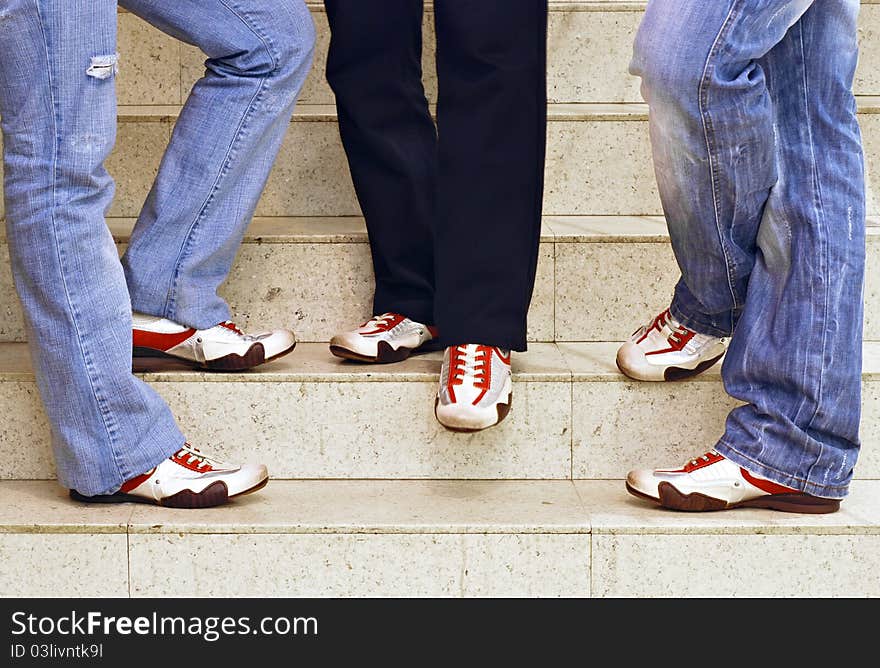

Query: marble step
1;102;878;222
2;216;880;345
1;341;879;482
1;478;879;597
114;1;880;107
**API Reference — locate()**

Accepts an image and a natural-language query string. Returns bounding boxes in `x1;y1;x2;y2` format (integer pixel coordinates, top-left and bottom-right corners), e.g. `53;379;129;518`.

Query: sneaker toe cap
616;341;664;382
261;330;296;358
225;463;268;497
626;468;661;501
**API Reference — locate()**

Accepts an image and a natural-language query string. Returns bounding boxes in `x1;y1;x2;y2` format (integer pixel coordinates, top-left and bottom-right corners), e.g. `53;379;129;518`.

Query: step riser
7;530;879;597
117;7;880;107
5;477;880;598
3;371;878;481
1;112;877;223
3;234;880;344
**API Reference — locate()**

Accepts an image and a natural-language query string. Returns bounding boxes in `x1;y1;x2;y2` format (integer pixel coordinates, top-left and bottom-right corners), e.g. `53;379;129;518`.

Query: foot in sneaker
329;312;439;363
132;312;296;371
435;344;512;432
626;450;840;514
69;443;269;508
617;308;727;381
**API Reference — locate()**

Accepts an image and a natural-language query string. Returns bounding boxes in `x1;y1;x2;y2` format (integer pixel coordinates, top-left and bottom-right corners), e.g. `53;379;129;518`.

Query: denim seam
795;23;831;485
33;0;124;483
717;438;848;495
698;0;743;313
162;0;278;319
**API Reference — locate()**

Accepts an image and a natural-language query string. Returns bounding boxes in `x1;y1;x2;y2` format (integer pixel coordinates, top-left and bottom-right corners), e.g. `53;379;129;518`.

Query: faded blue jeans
0;0;315;495
631;0;865;498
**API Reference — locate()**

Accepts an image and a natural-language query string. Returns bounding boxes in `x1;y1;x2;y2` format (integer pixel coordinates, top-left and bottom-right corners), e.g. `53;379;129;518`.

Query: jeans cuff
715;439;849;500
669;299;733;339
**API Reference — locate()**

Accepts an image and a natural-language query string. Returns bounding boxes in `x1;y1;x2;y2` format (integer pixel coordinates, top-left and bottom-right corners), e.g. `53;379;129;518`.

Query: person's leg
324;0;436;327
718;0;864;499
0;0;183;497
431;0;547;433
432;0;547;352
625;0;864;510
118;0;315;330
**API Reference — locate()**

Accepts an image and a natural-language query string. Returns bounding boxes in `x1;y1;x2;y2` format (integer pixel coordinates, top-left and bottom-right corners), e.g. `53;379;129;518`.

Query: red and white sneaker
329;312;440;363
435;344;512;432
69;443;269;508
626;450;840;514
132;312;296;371
617;308;727;381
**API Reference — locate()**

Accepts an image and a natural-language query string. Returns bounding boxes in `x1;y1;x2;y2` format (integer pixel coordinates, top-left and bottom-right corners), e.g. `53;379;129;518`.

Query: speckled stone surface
544;118;661;215
579;479;880;597
141;4;880;105
591;533;880;597
255;118;360;217
0;383;54;480
0;342;573;480
4;479;880;597
128;532;588;597
559;342;880;479
0;481;133;532
857;6;880;98
3;340;880;480
217;239;556;343
117;12;181;106
0;534;129;596
149;377;572;480
554;239;679;341
105;121;171;218
127;479;589;534
864;113;880;216
547;7;643;103
2;107;878;220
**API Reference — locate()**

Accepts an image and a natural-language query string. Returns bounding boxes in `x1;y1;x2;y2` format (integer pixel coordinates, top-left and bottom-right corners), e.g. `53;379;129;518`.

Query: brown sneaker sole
69;476;269;509
626;480;840;514
330;338;443;364
133;341;295;372
616;353;724;382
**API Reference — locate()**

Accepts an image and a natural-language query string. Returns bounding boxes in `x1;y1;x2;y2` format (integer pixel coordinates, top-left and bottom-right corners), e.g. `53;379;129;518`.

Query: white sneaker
435;344;512;432
626;450;839;514
330;312;439;363
132;312;296;371
69;443;269;508
616;308;727;381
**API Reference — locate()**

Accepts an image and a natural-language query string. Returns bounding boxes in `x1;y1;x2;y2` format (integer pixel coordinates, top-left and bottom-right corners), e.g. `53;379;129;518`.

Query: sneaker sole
433;394;512;433
133;341;295;372
616;352;724;382
330;338;444;364
625;480;840;514
69;476;269;509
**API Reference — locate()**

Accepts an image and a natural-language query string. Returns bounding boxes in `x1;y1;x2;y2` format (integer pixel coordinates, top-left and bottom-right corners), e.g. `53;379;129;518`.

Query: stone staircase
1;1;879;598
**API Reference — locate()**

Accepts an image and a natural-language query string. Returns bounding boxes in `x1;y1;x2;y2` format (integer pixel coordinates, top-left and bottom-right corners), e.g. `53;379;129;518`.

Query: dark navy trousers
324;0;548;351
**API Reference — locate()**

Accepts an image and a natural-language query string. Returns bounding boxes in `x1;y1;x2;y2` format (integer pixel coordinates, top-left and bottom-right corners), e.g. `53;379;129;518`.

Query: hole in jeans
86;54;119;80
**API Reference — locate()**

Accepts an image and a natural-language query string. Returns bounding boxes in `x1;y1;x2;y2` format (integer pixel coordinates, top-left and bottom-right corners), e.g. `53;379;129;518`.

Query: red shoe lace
359;313;406;334
644;309;694;349
449;345;493;390
172;443;214;472
219;321;244;336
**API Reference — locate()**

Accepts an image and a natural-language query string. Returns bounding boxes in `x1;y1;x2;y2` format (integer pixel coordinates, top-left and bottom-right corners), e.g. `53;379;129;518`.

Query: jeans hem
64;423;185;498
669;300;733;339
715;438;849;500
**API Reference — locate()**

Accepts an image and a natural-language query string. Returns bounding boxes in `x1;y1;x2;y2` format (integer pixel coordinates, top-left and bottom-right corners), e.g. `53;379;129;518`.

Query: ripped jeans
0;0;315;495
631;0;866;498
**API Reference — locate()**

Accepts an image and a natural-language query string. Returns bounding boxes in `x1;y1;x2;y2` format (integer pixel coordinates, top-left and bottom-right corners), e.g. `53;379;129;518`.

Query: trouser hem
715;438;849;500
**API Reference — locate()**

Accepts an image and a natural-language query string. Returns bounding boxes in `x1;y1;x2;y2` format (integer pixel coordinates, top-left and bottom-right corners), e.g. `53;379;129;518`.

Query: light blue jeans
631;0;865;498
0;0;315;496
